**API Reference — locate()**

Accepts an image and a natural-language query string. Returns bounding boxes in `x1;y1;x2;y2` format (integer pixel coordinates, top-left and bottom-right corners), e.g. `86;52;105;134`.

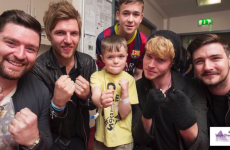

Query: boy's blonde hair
43;0;82;38
101;35;127;55
145;36;175;62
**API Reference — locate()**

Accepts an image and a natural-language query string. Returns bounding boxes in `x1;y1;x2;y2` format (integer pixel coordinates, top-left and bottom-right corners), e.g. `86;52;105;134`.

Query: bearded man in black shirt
188;34;230;150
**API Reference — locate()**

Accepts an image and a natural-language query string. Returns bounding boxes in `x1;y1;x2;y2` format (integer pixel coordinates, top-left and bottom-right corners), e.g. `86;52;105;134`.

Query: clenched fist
53;75;75;108
8;108;39;147
75;75;90;100
119;78;129;98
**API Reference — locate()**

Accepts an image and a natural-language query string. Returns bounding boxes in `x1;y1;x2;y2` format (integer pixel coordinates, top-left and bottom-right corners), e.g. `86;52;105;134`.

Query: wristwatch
27;138;40;150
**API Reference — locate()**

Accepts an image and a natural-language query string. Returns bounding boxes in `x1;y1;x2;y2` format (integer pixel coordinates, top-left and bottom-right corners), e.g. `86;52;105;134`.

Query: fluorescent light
197;0;221;6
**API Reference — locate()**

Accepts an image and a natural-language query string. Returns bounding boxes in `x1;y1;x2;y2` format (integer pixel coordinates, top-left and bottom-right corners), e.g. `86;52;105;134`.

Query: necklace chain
161;79;172;94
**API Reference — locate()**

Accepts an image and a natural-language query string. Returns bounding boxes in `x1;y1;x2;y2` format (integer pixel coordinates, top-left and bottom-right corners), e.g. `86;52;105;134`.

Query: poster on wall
84;0;112;58
84;34;96;59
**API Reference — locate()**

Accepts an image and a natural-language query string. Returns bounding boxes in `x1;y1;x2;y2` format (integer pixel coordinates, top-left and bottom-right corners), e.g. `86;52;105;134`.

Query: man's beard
205;69;229;89
0;58;32;80
53;44;77;59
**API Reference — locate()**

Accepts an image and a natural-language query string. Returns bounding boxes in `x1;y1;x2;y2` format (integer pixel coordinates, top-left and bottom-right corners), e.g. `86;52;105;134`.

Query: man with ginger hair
132;30;209;150
31;1;96;150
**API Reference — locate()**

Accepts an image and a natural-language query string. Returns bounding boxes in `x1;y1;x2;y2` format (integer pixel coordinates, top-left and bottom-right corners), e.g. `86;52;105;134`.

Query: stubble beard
205;69;230;90
0;62;33;80
53;45;76;60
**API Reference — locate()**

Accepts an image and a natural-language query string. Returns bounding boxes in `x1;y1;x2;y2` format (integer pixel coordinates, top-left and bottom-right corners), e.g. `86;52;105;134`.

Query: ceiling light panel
197;0;221;6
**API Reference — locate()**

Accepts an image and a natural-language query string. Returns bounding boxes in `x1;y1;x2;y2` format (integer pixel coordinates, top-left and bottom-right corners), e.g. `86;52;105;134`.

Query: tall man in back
96;0;148;80
188;34;230;150
0;10;52;150
31;1;96;150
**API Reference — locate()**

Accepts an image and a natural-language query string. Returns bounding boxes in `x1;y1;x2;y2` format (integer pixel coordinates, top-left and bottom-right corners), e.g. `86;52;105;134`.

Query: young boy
91;35;138;150
96;0;148;80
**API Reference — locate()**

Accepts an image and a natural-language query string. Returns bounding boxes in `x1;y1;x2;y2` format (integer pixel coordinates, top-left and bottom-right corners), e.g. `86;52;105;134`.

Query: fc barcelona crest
131;50;140;59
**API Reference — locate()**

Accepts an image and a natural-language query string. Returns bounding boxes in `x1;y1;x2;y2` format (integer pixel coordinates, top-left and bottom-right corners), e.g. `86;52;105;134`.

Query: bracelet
26;137;40;149
120;98;130;104
50;105;68;119
51;99;66;111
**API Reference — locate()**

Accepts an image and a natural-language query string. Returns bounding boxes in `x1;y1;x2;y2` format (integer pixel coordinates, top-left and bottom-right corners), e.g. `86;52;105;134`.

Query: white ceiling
153;0;230;18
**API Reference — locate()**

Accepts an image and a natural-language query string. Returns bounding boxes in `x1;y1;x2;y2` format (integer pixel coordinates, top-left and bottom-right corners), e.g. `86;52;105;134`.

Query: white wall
169;10;230;34
143;0;165;30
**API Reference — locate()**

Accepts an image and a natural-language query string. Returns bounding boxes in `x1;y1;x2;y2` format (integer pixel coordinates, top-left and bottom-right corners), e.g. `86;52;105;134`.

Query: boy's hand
75;76;90;100
118;78;129;97
100;89;114;108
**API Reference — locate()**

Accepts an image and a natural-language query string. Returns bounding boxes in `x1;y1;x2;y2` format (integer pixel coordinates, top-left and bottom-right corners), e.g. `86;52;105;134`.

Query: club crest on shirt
131;50;140;59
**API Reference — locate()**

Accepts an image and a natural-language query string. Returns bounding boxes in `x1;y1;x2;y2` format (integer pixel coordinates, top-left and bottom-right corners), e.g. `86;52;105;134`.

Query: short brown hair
145;36;175;62
188;34;230;58
101;35;127;55
0;9;41;43
43;0;82;38
119;0;144;12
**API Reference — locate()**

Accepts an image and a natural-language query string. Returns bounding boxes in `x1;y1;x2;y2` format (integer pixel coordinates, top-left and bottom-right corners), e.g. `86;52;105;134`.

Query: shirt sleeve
90;72;101;88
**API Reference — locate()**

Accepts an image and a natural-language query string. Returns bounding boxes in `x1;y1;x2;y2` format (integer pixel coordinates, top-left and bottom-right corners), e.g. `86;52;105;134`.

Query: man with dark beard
0;10;52;150
31;1;96;150
188;34;230;150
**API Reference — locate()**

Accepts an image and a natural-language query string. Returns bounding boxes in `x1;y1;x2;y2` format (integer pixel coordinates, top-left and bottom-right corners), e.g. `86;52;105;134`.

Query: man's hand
100;89;114;108
142;89;165;119
0;86;3;101
75;75;90;100
118;78;129;99
165;90;197;130
53;75;75;108
8;108;39;147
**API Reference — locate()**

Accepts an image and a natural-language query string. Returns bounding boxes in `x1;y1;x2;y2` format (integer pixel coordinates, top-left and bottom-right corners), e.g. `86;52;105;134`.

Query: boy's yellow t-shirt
90;70;138;147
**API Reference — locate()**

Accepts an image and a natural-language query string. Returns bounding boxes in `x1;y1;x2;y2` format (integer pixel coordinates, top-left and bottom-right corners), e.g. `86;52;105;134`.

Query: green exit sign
198;18;213;26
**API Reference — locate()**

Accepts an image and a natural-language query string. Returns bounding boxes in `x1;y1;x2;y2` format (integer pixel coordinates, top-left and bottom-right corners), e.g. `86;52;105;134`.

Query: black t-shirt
208;94;230;150
147;87;181;150
61;66;80;137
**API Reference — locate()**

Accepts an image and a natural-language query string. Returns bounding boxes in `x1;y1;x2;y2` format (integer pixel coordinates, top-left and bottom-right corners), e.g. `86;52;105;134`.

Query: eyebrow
54;29;79;33
193;54;222;61
122;10;141;14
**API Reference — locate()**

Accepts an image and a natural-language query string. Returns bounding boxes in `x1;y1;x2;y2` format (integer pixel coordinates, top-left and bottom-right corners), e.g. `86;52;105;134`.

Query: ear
169;61;173;68
139;13;144;23
47;35;51;41
116;11;120;21
100;55;104;63
228;54;230;66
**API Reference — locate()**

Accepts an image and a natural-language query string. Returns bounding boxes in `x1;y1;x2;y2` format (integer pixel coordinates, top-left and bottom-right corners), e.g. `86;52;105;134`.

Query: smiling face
48;19;80;63
101;46;128;75
143;50;172;81
0;23;39;80
143;36;174;81
193;43;230;87
116;1;143;40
